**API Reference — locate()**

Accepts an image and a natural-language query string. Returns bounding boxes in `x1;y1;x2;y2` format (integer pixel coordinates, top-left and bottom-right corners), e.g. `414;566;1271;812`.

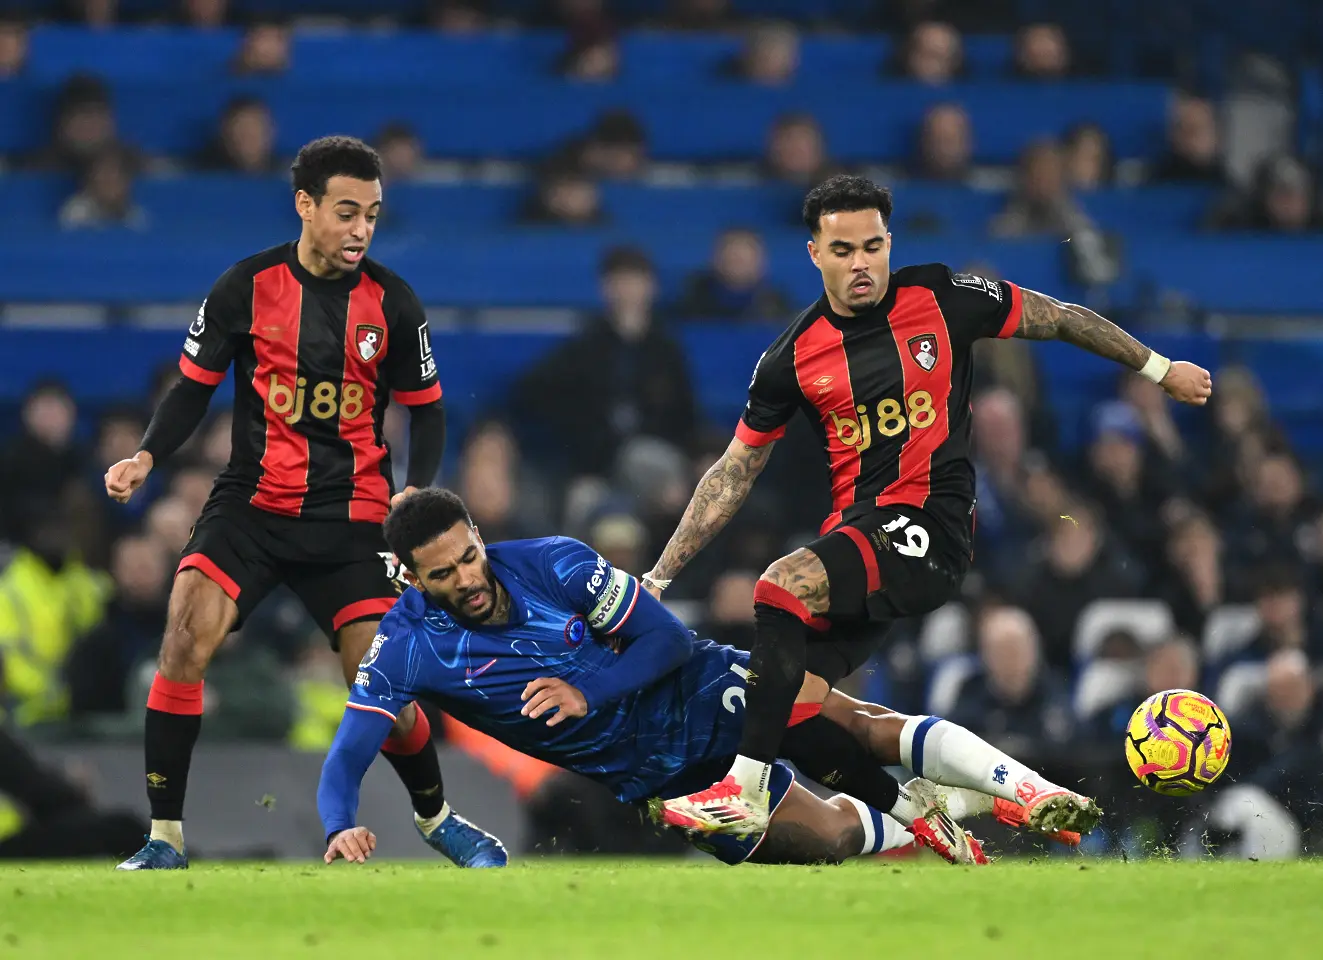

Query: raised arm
643;435;776;595
1015;288;1212;405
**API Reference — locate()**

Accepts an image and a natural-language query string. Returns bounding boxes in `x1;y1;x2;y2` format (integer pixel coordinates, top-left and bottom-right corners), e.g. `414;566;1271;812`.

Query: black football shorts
177;497;405;647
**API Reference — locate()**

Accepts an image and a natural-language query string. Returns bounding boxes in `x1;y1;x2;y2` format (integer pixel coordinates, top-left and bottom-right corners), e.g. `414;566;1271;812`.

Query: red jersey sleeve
736;341;798;447
933;266;1023;345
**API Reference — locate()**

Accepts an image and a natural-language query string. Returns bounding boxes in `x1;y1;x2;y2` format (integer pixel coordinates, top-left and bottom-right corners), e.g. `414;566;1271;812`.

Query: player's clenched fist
105;452;154;504
520;677;587;726
324;826;377;864
1160;361;1213;406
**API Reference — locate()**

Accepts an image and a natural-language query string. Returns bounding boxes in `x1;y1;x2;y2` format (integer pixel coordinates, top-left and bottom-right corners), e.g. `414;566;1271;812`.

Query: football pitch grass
2;858;1321;959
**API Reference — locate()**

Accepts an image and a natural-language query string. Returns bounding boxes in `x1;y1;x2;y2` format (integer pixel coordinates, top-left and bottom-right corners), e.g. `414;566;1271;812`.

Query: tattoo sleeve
1014;288;1151;371
649;437;775;582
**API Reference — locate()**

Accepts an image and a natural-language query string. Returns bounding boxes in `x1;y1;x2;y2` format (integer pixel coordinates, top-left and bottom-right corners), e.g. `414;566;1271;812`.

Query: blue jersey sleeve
544;537;693;710
318;613;418;841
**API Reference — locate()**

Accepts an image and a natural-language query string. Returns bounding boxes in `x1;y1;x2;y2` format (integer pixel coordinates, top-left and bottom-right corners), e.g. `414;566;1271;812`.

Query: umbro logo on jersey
813;375;835;396
907;334;939;372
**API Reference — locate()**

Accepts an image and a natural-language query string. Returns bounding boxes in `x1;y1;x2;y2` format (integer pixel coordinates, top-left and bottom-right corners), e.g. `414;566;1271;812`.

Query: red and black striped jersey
178;242;442;523
737;263;1023;545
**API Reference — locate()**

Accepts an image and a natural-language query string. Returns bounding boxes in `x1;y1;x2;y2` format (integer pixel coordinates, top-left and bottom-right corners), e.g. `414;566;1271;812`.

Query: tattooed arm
643;436;775;594
1015;288;1212;405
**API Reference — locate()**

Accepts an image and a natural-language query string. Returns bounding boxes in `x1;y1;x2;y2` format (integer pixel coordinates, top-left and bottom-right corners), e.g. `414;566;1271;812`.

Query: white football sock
939;786;997;822
838;795;913;856
150;819;184;854
887;781;928;823
728;755;773;805
415;801;452;837
899;715;1057;804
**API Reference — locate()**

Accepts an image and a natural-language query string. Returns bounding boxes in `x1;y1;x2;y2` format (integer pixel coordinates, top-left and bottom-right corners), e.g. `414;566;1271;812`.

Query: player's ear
294;189;315;223
402;569;420;589
473;525;484;548
807;239;820;268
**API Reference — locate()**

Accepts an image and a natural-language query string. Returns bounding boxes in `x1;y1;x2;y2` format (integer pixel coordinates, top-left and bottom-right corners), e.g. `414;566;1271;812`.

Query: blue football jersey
348;537;752;802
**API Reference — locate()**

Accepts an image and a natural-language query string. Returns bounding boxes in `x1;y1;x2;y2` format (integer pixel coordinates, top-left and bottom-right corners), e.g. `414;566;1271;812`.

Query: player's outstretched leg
821;691;1101;842
662;548;829;837
336;621;506;868
118;571;237;871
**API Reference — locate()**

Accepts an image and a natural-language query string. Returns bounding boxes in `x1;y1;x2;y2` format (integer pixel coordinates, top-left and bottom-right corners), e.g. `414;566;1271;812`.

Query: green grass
2;859;1321;959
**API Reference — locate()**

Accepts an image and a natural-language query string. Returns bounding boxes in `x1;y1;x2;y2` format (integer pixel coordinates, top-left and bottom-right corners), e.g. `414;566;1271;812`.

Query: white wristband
642;574;672;592
1139;350;1172;384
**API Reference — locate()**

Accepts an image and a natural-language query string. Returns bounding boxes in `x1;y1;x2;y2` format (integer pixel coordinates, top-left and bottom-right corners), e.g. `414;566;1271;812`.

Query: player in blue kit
317;488;979;866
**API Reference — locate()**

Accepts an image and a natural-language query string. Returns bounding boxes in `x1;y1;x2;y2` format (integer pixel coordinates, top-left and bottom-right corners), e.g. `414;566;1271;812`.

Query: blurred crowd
0;2;1319;239
2;239;1322;855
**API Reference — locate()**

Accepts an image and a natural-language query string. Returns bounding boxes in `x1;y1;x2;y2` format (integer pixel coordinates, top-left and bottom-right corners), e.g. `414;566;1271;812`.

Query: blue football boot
117;837;189;870
416;808;508;868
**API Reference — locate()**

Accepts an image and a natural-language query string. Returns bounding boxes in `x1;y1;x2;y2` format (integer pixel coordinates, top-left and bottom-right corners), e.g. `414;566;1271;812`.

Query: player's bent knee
824;795;867;863
758;549;829;617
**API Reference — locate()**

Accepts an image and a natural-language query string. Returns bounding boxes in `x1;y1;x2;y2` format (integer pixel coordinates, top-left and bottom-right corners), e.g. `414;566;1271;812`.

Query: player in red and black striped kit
647;175;1213;838
104;137;504;870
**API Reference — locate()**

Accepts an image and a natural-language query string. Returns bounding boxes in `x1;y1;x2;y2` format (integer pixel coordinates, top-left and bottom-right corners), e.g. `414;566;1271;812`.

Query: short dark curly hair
802;175;894;233
383;487;473;571
290;135;382;201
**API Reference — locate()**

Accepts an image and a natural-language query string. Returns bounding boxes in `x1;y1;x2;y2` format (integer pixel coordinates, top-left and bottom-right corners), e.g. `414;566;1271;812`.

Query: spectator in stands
169;466;215;521
764;113;832;184
522;160;605;225
588;512;648;583
456;418;551;542
513;247;697;478
731;20;799;86
69;0;117;28
576;110;648;180
1014;23;1071;80
897;21;962;84
1080;400;1176;575
376;122;425;183
197;411;232;472
913;103;973;182
1201;366;1283;514
144;496;194;556
1152;94;1224;184
675;227;790;321
1211;155;1322;232
428;0;490;32
59;147;147;230
1159;508;1226;640
970;388;1039;582
0;381;84;539
699;570;758;651
1234;650;1323;817
26;75;126;177
0;500;111;726
1238;566;1323;666
667;0;735;31
1015;501;1142;670
181;0;228;29
946;607;1074;753
1063;123;1112;191
0;16;27;79
94;406;158;534
67;534;170;716
197;97;277;175
991;139;1095;238
557;4;619;83
232;19;290;76
1120;371;1187;470
1228;450;1319;572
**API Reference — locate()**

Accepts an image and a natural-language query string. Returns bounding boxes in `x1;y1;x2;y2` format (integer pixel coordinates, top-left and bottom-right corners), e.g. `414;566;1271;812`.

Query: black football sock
736;600;810;764
780;715;903;814
380;706;446;820
144;673;205;823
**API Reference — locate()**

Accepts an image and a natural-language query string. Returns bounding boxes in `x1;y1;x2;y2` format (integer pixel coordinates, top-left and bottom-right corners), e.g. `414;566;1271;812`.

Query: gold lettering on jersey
831;389;937;448
267;374;367;425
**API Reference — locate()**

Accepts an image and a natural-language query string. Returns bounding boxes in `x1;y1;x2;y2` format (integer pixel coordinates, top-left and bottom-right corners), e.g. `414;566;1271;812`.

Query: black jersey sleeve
928;264;1023;346
381;277;442;406
179;267;250;386
735;339;799;447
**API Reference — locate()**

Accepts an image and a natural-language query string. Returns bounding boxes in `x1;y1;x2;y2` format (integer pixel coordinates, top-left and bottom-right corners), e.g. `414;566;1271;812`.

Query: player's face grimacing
295;175;382;276
807;208;893;315
401;521;500;623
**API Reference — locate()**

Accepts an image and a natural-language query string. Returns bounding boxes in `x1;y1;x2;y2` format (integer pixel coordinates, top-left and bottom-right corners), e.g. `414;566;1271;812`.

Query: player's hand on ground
390;485;419;509
520;677;587;726
104;452;154;503
324;826;376;864
1160;361;1212;406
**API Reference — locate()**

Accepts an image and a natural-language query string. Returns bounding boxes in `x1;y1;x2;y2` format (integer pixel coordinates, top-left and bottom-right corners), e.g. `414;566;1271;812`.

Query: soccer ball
1124;689;1232;796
